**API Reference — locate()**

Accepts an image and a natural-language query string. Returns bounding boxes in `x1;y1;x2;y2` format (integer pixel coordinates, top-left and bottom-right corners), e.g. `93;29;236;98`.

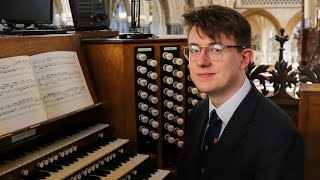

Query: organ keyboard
44;138;129;180
100;154;149;180
0;122;170;180
0;123;110;178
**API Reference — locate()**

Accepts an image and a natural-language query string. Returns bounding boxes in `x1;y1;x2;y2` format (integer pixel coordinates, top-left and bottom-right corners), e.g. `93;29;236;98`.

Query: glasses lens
184;45;201;61
183;44;225;61
206;44;224;61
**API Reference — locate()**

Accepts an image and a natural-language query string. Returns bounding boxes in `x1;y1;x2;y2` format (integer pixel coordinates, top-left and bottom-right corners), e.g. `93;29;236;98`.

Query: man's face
187;26;250;98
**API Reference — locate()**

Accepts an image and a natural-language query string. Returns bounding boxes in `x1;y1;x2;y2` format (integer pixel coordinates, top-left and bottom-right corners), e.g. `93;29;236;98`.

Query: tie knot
209;110;220;126
210;110;217;119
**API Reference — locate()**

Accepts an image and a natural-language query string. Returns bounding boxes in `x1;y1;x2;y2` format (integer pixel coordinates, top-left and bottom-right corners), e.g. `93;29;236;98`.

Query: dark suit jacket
176;85;304;180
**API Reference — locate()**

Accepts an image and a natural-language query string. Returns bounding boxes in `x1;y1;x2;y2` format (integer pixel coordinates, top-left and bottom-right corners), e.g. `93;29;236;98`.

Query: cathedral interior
0;0;320;180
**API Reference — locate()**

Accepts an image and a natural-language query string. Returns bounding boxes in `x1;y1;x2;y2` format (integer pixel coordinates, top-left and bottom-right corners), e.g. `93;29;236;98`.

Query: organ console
0;35;169;180
82;36;210;178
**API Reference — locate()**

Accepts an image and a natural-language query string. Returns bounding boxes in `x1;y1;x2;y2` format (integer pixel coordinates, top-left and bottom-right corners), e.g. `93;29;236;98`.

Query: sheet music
0;56;47;136
30;51;94;119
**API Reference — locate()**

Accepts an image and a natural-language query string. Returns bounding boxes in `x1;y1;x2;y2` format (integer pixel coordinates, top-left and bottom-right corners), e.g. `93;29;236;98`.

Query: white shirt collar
209;77;251;125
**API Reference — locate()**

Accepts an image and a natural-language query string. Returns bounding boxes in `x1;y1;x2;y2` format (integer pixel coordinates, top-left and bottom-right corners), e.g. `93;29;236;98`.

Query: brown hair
182;5;251;48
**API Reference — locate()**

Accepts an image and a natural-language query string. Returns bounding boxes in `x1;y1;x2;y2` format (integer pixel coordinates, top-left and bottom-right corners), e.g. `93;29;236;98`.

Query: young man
176;5;303;180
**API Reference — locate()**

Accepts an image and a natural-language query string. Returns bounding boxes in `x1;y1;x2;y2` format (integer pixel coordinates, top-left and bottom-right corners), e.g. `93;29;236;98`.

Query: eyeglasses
182;44;245;61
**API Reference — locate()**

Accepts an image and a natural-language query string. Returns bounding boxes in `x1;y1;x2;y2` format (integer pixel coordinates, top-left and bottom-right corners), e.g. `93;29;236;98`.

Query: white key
149;169;171;180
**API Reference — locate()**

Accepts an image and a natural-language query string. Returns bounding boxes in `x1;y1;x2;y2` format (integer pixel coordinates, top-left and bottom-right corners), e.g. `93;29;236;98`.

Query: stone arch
285;12;302;38
242;9;281;34
241;9;282;65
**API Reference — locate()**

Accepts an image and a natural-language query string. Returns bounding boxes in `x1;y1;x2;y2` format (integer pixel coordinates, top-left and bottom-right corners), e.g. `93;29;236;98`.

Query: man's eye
190;46;200;53
209;45;223;53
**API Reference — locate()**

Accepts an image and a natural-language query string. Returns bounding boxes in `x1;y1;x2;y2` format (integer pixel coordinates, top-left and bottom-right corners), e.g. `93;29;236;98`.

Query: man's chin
196;87;211;94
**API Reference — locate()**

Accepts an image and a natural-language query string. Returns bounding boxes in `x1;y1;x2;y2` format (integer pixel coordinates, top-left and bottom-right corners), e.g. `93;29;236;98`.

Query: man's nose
196;49;212;67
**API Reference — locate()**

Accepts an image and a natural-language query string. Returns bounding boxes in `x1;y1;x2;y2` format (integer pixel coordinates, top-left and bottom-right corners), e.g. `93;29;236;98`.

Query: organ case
83;36;205;173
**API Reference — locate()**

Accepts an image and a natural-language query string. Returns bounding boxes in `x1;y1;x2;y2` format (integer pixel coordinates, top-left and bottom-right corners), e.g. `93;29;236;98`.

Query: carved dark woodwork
296;64;320;99
275;28;289;62
268;61;298;96
298;64;320;83
272;28;297;91
248;28;299;126
246;62;269;96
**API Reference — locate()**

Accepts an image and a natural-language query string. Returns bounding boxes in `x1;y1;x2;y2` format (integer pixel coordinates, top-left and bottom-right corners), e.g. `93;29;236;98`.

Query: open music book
0;51;94;137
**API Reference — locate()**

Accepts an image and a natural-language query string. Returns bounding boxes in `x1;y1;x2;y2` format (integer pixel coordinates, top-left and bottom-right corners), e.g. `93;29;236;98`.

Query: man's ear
240;48;254;70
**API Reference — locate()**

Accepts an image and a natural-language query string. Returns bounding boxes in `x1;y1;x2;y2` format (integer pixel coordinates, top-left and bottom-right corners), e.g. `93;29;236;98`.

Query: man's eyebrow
187;42;218;46
188;42;198;45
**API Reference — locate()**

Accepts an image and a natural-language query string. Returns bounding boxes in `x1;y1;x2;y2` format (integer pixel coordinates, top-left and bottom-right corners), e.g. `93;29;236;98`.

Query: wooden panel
84;43;137;150
299;83;320;180
75;30;119;38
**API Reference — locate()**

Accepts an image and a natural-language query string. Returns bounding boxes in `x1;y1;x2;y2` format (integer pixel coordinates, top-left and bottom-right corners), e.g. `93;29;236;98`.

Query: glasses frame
182;44;246;61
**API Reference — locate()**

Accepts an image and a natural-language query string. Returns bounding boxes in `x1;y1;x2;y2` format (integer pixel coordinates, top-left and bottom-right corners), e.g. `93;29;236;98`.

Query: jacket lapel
182;100;209;177
185;99;209;154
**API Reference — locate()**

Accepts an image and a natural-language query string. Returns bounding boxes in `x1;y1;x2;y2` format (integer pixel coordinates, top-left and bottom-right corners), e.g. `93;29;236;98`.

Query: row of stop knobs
135;49;185;148
160;50;185;148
